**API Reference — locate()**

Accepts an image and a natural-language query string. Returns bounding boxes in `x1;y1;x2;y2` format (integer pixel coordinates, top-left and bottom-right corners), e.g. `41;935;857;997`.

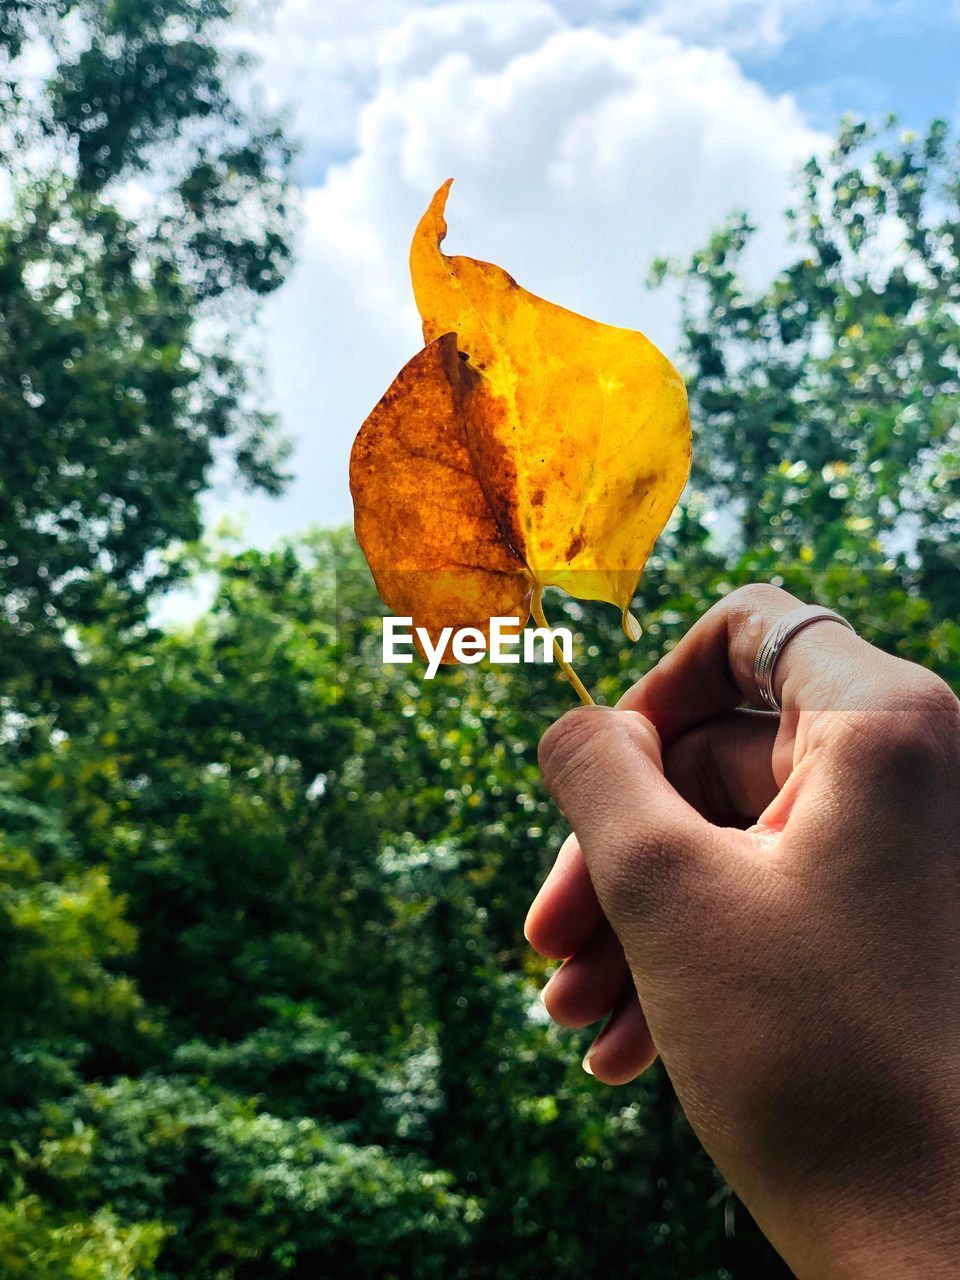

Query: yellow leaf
410;180;690;634
350;181;691;698
350;331;531;640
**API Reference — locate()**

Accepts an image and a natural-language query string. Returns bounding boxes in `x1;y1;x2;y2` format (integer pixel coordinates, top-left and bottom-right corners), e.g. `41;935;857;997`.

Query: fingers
537;929;654;1081
583;985;657;1085
617;583;876;747
663;709;780;826
538;706;731;943
532;585;954;1094
532;709;779;1067
540;922;630;1027
524;833;602;960
529;712;779;959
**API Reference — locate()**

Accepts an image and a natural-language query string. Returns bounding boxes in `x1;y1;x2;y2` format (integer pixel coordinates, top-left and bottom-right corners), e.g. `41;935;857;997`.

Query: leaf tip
428;179;454;235
411;181;456;283
622;609;642;643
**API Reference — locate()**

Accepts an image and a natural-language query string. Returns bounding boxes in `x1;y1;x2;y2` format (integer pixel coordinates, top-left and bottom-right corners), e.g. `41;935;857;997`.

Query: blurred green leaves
0;0;293;713
1;20;959;1271
654;115;960;617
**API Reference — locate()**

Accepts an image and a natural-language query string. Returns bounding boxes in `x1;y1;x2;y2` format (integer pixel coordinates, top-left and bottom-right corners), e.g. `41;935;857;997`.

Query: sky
209;0;960;546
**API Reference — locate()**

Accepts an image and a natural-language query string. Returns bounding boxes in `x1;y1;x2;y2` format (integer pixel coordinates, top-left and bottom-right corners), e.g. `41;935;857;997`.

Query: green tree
2;112;959;1279
653;116;960;618
10;532;777;1277
0;0;293;711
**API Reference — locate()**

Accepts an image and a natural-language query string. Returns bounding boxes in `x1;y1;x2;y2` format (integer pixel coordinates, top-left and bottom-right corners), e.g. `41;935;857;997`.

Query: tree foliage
654;117;960;614
1;27;958;1272
0;0;292;709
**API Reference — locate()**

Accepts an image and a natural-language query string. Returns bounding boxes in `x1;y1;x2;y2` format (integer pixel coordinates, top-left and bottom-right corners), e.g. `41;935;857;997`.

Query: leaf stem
530;585;594;706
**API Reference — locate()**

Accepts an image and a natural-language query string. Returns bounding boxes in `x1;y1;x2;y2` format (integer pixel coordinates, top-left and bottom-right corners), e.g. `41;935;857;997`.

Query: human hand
527;585;960;1278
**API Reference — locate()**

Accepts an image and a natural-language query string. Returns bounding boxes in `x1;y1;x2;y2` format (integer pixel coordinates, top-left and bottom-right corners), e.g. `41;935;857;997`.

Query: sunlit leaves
352;181;691;666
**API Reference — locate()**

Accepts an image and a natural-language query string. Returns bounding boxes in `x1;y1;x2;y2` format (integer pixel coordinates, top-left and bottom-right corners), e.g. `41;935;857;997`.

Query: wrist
769;1094;960;1278
722;1042;960;1280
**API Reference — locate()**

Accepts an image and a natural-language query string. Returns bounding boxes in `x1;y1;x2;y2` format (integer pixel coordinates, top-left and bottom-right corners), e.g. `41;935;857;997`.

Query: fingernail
582;1053;594;1076
538;985;547;1006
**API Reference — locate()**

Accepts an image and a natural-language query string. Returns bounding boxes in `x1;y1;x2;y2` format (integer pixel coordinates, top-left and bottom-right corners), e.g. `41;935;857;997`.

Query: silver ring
754;606;855;712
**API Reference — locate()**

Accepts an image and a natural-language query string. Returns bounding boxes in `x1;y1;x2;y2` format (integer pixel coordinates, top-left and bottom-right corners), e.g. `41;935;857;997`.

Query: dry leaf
350;331;531;642
350;180;691;694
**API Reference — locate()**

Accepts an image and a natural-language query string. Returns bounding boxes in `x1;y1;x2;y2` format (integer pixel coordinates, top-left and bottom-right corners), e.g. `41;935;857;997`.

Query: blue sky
207;0;960;548
744;5;960;130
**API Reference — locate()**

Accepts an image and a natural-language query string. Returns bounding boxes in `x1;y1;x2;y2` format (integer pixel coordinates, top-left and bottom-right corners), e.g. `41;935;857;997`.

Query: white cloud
576;0;948;56
215;1;824;541
243;0;946;152
235;0;417;177
641;0;867;56
242;0;568;177
240;0;817;175
378;2;564;81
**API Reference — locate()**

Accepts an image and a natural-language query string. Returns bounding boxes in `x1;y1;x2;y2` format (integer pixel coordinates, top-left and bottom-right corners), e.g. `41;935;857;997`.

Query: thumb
538;706;741;964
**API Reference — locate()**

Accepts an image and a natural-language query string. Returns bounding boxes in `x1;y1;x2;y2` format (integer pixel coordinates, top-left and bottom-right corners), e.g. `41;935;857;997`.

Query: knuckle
723;582;797;620
596;828;683;923
538;706;614;797
539;708;660;800
621;710;663;757
914;670;960;728
857;669;960;777
539;709;686;920
901;671;960;754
